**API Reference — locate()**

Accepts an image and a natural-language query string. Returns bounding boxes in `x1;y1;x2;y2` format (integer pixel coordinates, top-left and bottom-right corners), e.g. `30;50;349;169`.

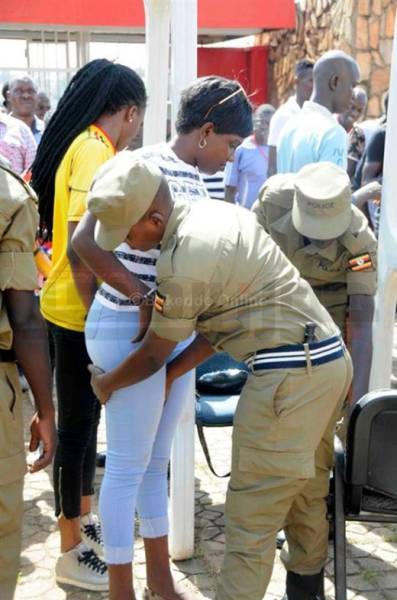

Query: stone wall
258;0;396;116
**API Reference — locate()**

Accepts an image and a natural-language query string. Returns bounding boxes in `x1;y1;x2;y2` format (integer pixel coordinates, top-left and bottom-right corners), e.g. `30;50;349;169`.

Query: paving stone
200;525;222;540
326;558;361;576
356;557;396;572
376;571;397;588
173;557;206;575
355;594;386;600
347;574;378;591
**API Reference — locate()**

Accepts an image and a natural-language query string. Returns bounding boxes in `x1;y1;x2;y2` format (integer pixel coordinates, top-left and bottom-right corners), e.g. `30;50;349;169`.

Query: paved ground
15;323;397;599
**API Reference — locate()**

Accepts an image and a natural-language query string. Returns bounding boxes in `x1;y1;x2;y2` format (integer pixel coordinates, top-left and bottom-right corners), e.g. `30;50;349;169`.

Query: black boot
282;569;325;600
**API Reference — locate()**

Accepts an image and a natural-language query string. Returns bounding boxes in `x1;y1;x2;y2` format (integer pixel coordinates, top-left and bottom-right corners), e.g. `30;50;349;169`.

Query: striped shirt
201;170;225;200
96;143;210;312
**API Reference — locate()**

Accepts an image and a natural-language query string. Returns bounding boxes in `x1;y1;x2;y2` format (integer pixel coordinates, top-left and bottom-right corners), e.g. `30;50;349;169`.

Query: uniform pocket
0;366;26;484
0;369;24;458
238;444;315;479
237;369;289;423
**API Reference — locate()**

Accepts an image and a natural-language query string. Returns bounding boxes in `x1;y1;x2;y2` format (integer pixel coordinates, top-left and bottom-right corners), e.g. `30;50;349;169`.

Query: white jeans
85;299;194;564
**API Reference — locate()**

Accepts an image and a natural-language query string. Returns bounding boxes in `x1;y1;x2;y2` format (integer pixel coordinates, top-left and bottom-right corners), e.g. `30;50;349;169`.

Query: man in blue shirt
277;51;360;174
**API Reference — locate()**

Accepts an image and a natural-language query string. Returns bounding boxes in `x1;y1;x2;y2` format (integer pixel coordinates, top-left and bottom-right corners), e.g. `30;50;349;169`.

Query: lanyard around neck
251;135;268;160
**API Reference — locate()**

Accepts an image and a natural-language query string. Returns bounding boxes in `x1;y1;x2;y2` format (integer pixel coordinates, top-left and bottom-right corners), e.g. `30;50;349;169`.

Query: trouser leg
217;353;352;600
49;322;100;518
0;479;24;600
0;364;26;600
137;371;193;538
81;401;101;499
282;353;353;576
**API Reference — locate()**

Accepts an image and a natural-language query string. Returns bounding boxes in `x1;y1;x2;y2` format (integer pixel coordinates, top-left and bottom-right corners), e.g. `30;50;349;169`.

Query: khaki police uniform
150;201;352;599
0;165;39;599
253;168;377;336
88;155;353;599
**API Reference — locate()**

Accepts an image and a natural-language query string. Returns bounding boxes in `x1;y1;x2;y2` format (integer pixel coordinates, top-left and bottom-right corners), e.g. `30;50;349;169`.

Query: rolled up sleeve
347;269;377;296
0;197;38;291
149;276;212;342
0;252;37;291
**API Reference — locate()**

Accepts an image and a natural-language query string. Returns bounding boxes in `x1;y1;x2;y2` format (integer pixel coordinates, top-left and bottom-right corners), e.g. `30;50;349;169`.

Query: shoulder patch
154;292;166;314
347;253;374;272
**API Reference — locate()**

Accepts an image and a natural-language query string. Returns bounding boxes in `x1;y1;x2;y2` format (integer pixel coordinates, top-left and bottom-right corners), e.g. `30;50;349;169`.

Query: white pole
169;0;198;561
369;13;397;390
170;0;198;135
143;0;171;146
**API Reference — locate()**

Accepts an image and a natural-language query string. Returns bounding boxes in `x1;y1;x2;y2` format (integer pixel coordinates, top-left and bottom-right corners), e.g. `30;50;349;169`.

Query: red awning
0;0;295;33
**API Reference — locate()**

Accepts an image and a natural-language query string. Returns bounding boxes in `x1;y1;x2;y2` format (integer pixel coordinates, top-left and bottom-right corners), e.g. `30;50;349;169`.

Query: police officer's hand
88;364;109;405
364;180;382;204
28;411;56;473
132;302;153;343
353;181;382;209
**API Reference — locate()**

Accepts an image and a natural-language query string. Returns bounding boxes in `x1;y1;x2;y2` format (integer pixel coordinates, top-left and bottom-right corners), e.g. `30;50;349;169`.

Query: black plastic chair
195;352;248;477
332;390;397;600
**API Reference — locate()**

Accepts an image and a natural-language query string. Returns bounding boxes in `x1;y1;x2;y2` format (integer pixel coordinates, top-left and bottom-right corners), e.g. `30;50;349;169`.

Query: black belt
98;287;136;306
246;335;345;372
0;348;16;363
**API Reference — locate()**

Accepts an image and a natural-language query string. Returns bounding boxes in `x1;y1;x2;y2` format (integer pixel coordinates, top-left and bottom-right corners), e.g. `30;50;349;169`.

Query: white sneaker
55;542;108;591
80;513;104;556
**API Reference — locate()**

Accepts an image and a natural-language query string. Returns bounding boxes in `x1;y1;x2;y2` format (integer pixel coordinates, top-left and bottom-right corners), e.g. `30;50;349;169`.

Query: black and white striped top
95;143;210;312
201;169;226;200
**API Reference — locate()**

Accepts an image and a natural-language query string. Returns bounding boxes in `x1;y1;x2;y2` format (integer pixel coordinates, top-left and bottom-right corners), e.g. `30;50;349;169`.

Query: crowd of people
0;46;387;600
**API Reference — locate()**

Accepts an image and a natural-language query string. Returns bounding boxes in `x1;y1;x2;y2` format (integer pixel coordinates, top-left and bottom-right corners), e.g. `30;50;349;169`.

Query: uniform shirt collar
162;199;191;248
271;211;297;236
271;211;339;261
271;212;303;250
303;239;339;261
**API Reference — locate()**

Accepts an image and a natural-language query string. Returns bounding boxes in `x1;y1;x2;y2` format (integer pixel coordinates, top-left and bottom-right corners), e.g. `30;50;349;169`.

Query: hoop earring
198;138;207;150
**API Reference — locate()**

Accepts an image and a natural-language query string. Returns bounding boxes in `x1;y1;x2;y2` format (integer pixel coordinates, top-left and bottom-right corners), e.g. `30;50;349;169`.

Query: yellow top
40;125;115;331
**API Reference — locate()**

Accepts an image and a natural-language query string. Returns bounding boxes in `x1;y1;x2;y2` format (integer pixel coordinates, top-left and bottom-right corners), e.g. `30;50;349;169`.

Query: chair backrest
346;390;397;498
196;352;248;378
195;352;248;428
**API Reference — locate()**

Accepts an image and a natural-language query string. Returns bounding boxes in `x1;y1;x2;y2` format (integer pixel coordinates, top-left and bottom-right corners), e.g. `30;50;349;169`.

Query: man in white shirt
277;50;360;174
267;59;314;175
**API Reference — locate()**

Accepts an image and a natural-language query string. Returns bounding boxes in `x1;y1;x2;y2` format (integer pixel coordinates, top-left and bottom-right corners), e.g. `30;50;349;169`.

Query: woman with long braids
72;76;253;600
31;59;146;592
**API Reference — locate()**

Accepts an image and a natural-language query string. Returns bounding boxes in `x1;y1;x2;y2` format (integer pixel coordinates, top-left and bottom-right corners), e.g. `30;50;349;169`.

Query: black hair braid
31;59;146;236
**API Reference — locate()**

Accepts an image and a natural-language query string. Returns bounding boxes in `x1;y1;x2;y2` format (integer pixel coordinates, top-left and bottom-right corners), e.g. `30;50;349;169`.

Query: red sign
0;0;295;31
